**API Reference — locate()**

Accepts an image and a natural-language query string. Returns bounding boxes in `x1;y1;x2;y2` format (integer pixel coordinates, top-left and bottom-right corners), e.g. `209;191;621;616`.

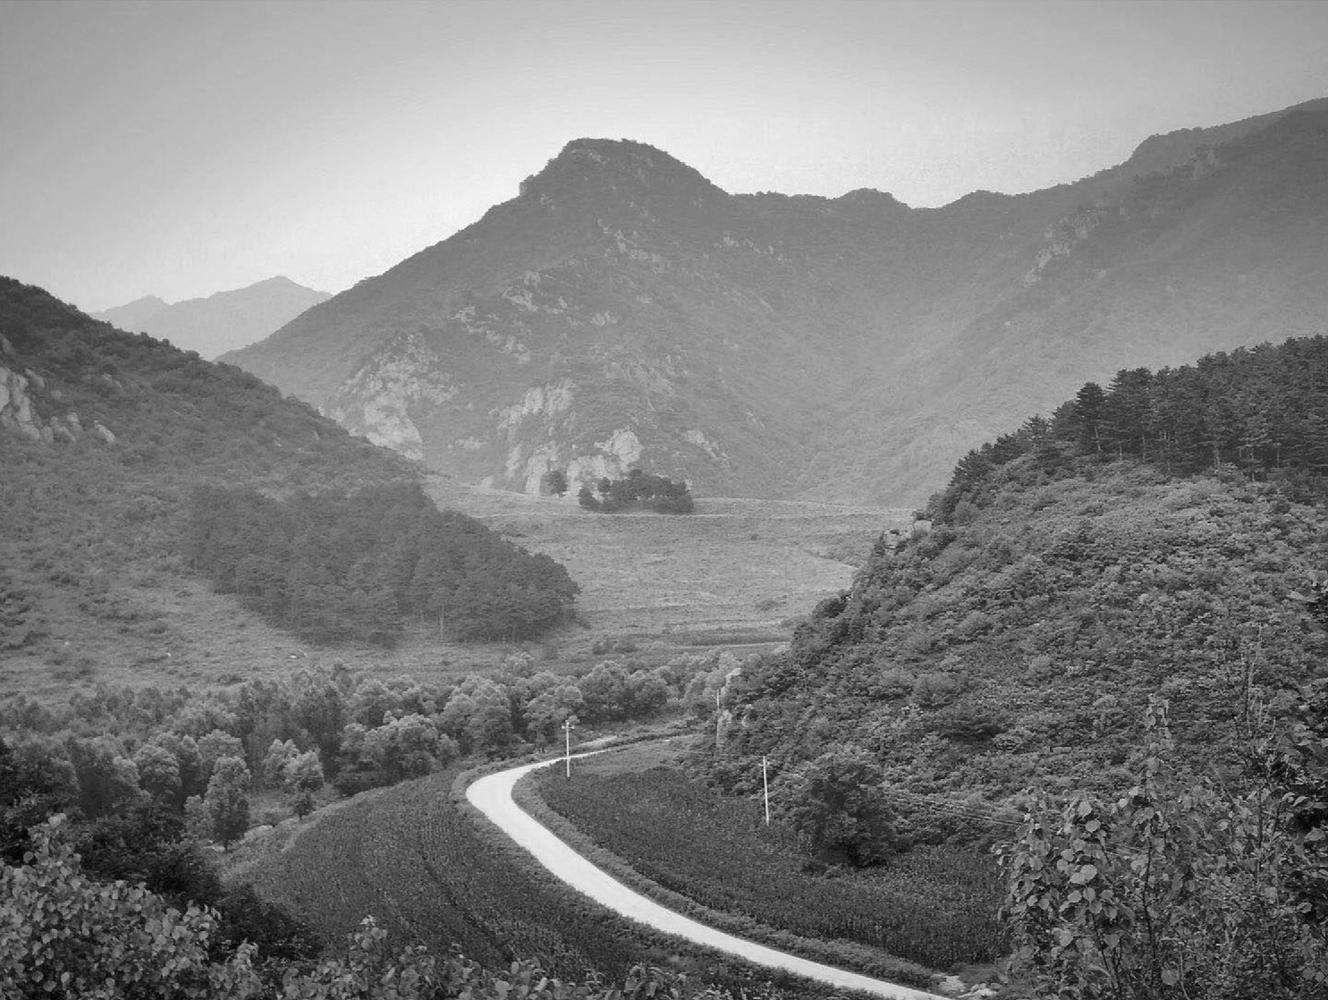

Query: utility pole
564;716;574;778
762;755;770;826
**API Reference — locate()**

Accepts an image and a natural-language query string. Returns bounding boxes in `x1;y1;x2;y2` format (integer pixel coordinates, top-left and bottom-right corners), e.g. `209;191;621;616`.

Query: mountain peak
833;188;909;213
94;277;330;360
225;101;1328;507
519;137;726;203
252;275;302;290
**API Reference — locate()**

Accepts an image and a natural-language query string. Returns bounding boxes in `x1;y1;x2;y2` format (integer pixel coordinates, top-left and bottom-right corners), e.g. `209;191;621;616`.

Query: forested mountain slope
705;335;1328;820
226;100;1328;505
0;278;575;691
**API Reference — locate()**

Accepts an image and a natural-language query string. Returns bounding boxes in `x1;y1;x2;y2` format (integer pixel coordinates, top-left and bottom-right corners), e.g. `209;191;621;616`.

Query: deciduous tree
204;756;250;850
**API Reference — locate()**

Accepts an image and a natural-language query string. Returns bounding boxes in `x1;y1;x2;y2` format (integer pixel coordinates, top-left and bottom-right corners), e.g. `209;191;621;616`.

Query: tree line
186;483;579;644
935;335;1328;523
577;469;694;513
0;651;737;847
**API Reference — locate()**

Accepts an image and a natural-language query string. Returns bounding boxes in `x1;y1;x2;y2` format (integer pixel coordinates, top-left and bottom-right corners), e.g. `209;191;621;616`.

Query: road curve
466;755;947;1000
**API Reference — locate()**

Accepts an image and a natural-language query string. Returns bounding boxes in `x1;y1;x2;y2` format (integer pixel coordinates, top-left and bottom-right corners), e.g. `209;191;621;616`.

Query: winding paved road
466;755;948;1000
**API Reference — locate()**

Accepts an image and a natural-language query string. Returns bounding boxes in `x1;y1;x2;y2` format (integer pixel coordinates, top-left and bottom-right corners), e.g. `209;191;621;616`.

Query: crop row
239;762;862;1000
532;759;1007;970
239;767;645;978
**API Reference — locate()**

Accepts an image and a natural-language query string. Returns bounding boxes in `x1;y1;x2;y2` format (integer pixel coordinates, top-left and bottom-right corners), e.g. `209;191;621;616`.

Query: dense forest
187;483;579;644
935;336;1328;523
577;469;694;513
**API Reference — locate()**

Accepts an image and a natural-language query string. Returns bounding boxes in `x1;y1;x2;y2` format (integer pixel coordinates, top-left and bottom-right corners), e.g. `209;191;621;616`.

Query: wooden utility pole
762;755;770;825
564;717;574;778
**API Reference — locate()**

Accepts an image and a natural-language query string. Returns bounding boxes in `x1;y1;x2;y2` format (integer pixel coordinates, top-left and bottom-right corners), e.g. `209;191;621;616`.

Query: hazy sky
2;0;1326;313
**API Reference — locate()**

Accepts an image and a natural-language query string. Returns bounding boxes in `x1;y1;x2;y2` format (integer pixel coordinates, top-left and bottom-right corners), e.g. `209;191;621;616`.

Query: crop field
236;763;873;1000
529;744;1008;973
236;766;653;978
428;479;910;656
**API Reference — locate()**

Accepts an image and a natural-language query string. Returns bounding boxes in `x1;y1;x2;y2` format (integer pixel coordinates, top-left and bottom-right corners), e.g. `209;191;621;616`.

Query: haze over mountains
224;99;1328;506
94;276;329;360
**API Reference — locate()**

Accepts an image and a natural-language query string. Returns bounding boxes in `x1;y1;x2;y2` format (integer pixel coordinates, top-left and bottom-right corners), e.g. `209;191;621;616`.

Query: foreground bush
998;697;1328;1000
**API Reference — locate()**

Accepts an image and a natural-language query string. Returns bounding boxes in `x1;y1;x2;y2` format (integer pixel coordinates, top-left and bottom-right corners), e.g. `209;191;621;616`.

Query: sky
2;0;1326;313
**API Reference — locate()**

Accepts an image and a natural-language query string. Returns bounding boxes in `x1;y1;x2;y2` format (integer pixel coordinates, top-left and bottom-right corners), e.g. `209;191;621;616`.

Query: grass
524;742;1007;977
426;479;908;657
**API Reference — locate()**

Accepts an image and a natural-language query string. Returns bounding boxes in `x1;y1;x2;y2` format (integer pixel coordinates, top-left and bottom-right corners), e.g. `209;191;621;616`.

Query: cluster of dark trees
936;336;1328;522
187;483;578;644
1;652;727;835
577;469;694;513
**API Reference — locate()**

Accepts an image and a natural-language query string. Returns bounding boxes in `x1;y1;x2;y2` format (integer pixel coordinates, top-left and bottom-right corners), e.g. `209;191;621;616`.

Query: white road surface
466;755;948;1000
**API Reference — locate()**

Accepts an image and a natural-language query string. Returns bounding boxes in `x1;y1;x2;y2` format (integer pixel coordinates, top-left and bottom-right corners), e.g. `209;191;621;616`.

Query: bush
784;747;907;867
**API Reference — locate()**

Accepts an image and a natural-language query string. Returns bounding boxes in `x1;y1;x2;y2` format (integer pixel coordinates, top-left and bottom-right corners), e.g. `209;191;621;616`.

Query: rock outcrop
0;336;114;447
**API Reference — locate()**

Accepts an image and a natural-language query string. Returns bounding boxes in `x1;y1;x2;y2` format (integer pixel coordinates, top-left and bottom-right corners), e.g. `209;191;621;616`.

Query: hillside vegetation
188;483;578;644
704;335;1328;818
528;744;1004;974
0;278;578;696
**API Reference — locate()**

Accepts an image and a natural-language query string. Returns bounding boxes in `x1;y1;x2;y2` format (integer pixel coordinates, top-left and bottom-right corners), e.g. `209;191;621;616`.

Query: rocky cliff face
0;334;116;446
226;105;1328;505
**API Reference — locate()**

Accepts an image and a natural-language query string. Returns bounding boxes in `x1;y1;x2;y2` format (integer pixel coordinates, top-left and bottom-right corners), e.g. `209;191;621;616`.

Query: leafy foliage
1266;678;1328;937
0;814;263;998
186;483;579;644
999;698;1328;999
205;756;252;850
784;747;905;867
705;464;1328;825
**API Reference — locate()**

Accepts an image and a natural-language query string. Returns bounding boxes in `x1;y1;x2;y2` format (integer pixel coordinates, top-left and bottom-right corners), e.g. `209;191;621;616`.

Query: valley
427;477;910;657
4;82;1328;997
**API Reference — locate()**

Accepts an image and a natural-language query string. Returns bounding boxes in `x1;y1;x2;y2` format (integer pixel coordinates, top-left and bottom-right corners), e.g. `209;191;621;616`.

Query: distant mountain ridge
225;99;1328;505
95;276;329;360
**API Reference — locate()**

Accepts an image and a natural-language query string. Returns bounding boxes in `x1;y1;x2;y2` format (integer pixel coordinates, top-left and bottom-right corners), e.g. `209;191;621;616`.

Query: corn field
534;763;1007;970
